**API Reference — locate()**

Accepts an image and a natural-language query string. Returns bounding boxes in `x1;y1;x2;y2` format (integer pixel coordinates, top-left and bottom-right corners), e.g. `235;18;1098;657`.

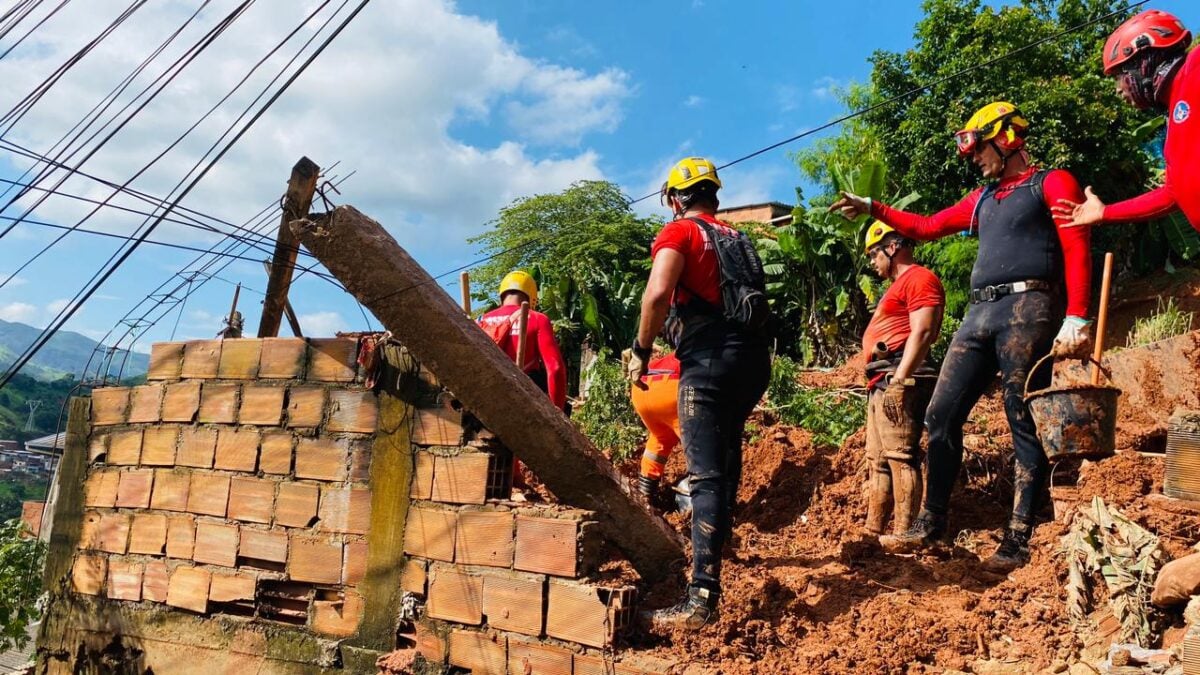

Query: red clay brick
128;513;168;555
415;621;445;664
288;535;343;584
239;385;285;426
507;638;572;675
167;566;211;613
274;482;318;528
403;506;456;562
166;515;196;559
412;406;463;446
78;511;102;550
401;558;428;595
198;383;239;424
98;512;130;554
411;451;434;499
215;428;259;471
72;554;106;595
326;390;378;433
88;435;108;463
428;566;483;624
259;338;307;379
127;384;164;424
105;429;142;466
91;387;129;426
140;426;179;466
455;511;514;568
143;560;169;602
84;470;121;508
209;572;256;603
177;427;217;468
180;340;222;379
514;516;578;577
115;469;154;509
217;339;261;380
573;654;644;675
317;486;370;534
448;630;506;675
228;477;275;524
430;453;490;505
545;580;634;648
107;559;144;602
312;590;364;638
307;338;357;382
239;528;288;564
161;381;201;423
258;432;293;475
343;540;367;585
150;470;190;512
147;341;185;381
349;442;372;482
482;570;544;636
294;438;347;481
194;521;239;567
187;473;230;517
19;501;43;538
285;386;325;428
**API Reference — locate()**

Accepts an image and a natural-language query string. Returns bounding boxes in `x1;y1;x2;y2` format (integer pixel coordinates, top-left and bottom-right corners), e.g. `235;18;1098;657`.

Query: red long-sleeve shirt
870;167;1092;317
1104;48;1200;230
478;305;568;409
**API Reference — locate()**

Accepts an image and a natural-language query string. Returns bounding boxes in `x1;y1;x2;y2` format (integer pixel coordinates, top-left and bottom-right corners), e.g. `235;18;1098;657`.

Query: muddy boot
889;459;923;535
865;466;893;536
641;586;719;632
981;524;1032;573
879;509;946;553
637;474;658;499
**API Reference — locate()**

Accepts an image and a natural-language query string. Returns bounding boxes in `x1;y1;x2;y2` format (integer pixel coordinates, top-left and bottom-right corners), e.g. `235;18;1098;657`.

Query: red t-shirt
861;265;945;357
478;305;567;409
650;213;737;307
1104;48;1200;230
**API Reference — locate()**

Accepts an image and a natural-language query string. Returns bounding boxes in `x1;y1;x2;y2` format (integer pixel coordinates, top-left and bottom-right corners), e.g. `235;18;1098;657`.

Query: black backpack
684;217;772;332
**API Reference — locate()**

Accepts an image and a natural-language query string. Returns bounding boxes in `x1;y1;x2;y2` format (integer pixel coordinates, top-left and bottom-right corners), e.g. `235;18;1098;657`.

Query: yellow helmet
661;157;722;200
499;271;537;307
954;102;1029;156
863;221;897;254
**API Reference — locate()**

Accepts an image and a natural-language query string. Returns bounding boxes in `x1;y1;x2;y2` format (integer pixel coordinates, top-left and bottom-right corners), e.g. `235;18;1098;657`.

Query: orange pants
631;375;681;480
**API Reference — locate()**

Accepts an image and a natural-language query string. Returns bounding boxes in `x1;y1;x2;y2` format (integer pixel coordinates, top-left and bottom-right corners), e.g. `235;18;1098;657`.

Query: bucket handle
1023;353;1112;400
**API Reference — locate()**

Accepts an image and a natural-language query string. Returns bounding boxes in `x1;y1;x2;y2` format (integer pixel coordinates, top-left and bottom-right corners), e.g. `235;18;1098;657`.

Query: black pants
676;320;770;594
923;290;1062;528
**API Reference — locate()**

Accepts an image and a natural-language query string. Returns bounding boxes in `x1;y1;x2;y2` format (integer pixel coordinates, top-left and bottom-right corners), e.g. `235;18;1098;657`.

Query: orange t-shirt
861;264;944;357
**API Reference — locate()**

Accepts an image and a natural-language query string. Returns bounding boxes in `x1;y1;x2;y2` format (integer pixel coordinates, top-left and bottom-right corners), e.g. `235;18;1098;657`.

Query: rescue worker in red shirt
1054;10;1200;231
626;157;770;630
478;271;568;410
859;222;944;540
631;353;681;498
831;102;1093;572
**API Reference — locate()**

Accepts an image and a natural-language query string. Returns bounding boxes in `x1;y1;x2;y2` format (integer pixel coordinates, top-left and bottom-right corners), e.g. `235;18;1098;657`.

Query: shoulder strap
968;183;998;235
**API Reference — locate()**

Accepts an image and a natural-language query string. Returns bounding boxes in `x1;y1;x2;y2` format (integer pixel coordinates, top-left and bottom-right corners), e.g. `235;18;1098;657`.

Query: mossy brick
343;540;367;585
295;437;347;481
106;429;142;466
166;515;196;559
326;389;378;433
317;486;370;535
217;339;262;379
161;381;201;423
127;384;164;423
180;340;222;379
448;630;507;675
412;406;463;446
228;477;275;524
307;337;358;382
239;386;285;426
507;638;572;675
215;428;259;472
411;451;434;499
88;435;108;463
71;554;106;596
150;470;190;512
514;515;579;577
403;506;456;562
187;472;230;516
545;580;634;648
177;427;218;468
285;386;325;428
259;338;307;379
415;621;446;665
274;482;318;528
430;453;490;505
209;572;256;603
115;469;154;509
128;513;168;555
428;566;483;624
193;521;239;567
288;535;343;584
140;427;179;466
482;570;544;636
239;528;287;564
312;590;364;638
167;566;210;613
84;470;120;508
78;511;102;550
107;559;144;602
258;432;293;475
91;387;129;426
401;558;428;595
143;560;169;602
198;383;239;424
456;511;514;568
147;341;185;381
98;512;130;554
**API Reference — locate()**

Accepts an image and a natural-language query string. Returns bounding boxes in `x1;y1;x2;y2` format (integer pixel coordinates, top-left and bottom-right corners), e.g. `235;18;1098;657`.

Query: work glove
1051;316;1093;359
622;342;651;389
881;377;912;425
829;191;872;221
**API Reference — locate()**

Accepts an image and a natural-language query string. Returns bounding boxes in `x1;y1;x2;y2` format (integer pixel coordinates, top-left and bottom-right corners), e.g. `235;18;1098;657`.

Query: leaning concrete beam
292;206;684;581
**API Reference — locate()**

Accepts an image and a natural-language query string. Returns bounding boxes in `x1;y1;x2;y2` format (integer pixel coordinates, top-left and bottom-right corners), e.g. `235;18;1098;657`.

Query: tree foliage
0;519;45;652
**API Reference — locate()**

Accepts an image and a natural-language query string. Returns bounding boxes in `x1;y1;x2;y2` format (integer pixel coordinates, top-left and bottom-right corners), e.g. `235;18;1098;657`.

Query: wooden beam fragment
258;156;320;338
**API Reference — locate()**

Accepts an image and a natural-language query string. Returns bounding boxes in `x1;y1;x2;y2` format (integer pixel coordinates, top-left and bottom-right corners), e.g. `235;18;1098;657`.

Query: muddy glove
881;377;913;425
622;342;651;389
1052;316;1093;359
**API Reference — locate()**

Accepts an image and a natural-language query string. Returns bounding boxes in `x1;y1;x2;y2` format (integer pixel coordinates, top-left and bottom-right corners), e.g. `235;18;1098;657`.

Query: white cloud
0;274;28;288
297;311;346;337
0;302;39;323
46;298;71;314
683;95;704;108
811;76;844;101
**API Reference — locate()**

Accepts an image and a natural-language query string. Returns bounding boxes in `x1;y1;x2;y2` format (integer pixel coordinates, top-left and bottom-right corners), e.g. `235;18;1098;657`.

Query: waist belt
969;279;1050;304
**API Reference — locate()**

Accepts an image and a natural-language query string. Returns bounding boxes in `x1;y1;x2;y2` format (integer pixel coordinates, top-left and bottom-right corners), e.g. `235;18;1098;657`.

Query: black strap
670;217;724;314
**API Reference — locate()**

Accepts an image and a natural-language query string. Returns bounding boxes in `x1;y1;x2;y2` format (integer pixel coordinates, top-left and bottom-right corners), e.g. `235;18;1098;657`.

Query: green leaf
835;289;850;316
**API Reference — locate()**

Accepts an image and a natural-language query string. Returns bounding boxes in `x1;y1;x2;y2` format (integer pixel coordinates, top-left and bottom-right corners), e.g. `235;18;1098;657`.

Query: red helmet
1103;10;1191;75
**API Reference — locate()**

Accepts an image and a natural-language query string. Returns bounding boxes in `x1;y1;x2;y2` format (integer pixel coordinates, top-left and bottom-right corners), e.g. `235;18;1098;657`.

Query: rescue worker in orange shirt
478;271;568;410
631;353;682;498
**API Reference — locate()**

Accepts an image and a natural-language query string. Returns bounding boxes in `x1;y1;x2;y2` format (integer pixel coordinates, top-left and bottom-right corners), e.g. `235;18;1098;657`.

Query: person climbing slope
631;352;682;499
478;271;568;410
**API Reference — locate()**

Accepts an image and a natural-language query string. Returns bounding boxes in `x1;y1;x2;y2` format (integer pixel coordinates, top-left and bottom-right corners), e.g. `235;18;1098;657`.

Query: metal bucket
1023;354;1120;462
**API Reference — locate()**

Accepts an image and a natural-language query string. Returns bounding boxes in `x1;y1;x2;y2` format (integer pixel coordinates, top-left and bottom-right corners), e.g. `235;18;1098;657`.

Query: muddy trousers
677;327;770;595
865;380;933;535
922;291;1061;528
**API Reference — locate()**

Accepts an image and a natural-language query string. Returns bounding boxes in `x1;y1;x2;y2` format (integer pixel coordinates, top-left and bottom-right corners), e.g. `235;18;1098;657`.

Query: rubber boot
641;586;719;632
864;466;893;536
889;459;922;535
981;524;1032;573
637;474;657;499
879;509;946;553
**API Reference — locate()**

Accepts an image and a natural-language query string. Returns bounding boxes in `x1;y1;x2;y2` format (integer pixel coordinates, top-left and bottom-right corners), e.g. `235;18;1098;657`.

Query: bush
1127;298;1195;348
0;519;45;652
764;356;866;448
572;353;645;462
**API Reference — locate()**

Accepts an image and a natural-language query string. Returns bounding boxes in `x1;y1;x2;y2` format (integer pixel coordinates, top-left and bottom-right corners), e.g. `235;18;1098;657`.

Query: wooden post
291;206;684;581
1092;251;1115;385
460;271;471;315
227;283;241;327
258;156;320;338
261;260;303;336
515;301;530;370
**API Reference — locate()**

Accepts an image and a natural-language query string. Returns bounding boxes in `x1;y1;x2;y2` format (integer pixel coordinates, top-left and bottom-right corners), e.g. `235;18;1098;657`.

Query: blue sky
0;0;1193;371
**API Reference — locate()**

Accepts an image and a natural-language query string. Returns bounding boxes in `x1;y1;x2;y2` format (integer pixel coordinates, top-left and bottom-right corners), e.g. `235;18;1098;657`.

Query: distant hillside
0;319;148;381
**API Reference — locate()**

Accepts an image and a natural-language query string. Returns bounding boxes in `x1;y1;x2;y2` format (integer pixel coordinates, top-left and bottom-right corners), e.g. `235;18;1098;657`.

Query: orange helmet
1103;10;1191;75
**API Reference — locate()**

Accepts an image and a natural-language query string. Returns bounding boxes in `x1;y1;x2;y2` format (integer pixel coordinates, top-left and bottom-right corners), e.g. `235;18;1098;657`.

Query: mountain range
0;319;148;382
